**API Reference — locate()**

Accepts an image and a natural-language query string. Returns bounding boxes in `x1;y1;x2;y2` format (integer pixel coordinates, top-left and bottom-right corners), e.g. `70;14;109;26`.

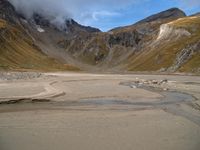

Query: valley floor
0;72;200;150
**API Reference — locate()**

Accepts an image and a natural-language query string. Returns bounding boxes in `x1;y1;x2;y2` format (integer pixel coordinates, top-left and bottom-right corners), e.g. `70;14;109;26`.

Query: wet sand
0;73;200;150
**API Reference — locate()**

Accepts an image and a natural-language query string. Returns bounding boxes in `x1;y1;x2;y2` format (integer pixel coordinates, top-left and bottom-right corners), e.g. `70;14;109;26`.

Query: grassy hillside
179;54;200;73
127;16;200;73
0;19;78;71
173;16;200;73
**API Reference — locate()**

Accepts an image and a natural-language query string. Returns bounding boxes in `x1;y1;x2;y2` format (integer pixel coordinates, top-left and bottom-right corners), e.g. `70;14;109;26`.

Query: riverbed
0;73;200;150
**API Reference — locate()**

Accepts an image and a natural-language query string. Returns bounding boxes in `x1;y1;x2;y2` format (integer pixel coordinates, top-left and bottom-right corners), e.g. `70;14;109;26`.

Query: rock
134;80;140;84
159;68;167;72
152;80;159;84
0;72;42;80
167;41;200;72
159;79;168;84
163;88;169;91
108;31;141;47
0;0;19;25
157;24;191;41
130;85;137;88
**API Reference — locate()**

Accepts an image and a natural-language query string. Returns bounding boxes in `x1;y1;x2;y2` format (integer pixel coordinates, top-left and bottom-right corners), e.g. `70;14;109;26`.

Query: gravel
0;72;43;81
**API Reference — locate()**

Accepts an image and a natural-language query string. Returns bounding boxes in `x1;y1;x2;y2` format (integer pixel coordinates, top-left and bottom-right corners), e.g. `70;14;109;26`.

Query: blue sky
74;0;200;31
9;0;200;31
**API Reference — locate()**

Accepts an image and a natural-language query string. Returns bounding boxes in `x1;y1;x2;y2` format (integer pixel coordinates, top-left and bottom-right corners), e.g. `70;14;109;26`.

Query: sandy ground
0;72;200;150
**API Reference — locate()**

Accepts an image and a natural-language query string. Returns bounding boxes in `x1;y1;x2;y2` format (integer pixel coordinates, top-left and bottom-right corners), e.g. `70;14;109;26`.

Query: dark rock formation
0;0;19;24
108;31;142;47
32;13;50;27
65;19;101;33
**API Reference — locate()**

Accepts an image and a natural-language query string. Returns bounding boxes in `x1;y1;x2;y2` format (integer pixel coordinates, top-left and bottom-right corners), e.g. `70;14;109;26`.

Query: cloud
93;11;120;21
82;11;121;21
8;0;71;19
8;0;198;31
8;0;141;30
8;0;136;19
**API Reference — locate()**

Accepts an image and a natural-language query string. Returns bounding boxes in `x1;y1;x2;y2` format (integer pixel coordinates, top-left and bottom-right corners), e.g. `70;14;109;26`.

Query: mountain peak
65;19;101;33
30;13;101;33
0;0;19;24
191;12;200;17
32;13;50;27
0;0;14;11
136;8;186;24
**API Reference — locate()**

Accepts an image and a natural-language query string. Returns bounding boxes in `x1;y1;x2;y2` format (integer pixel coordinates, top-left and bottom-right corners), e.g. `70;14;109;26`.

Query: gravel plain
0;72;200;150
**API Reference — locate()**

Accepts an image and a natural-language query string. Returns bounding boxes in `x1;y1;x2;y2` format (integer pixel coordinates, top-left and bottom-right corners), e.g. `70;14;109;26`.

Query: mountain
136;8;186;24
191;12;200;16
126;15;200;73
0;0;78;71
0;0;200;73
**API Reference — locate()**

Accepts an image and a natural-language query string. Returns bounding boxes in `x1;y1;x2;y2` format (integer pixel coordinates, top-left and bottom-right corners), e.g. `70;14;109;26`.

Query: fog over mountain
8;0;134;19
8;0;200;31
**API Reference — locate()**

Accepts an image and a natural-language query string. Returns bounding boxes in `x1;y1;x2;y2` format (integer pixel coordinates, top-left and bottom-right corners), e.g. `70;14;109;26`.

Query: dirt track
0;72;200;150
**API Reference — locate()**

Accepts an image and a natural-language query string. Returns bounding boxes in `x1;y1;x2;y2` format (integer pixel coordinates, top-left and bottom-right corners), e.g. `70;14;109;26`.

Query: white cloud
8;0;140;29
8;0;137;19
91;11;121;21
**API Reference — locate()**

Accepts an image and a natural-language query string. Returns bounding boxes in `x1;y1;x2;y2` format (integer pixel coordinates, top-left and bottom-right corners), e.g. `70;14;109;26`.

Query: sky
9;0;200;31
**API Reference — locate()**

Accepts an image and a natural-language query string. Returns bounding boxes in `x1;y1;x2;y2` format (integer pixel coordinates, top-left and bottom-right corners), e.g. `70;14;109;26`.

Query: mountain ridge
0;0;200;73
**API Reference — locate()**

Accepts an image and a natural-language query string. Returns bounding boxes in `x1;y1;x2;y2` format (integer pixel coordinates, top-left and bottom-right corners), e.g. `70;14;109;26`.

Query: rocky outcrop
0;0;19;24
168;41;200;72
157;24;191;40
65;19;101;33
108;31;142;47
32;13;50;27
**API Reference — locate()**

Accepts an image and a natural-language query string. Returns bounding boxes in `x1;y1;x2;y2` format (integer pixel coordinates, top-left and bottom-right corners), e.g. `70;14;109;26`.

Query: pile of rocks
128;78;169;91
0;72;42;81
134;79;168;85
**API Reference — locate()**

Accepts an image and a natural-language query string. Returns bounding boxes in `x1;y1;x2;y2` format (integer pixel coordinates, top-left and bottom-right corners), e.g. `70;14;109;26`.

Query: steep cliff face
156;24;191;40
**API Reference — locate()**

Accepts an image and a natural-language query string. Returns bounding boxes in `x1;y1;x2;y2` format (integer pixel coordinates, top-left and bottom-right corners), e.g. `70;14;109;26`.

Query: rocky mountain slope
0;0;78;71
0;0;200;73
125;14;200;73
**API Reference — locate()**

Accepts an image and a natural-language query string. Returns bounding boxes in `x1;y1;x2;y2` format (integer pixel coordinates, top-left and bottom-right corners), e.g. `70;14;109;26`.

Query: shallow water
1;90;199;126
